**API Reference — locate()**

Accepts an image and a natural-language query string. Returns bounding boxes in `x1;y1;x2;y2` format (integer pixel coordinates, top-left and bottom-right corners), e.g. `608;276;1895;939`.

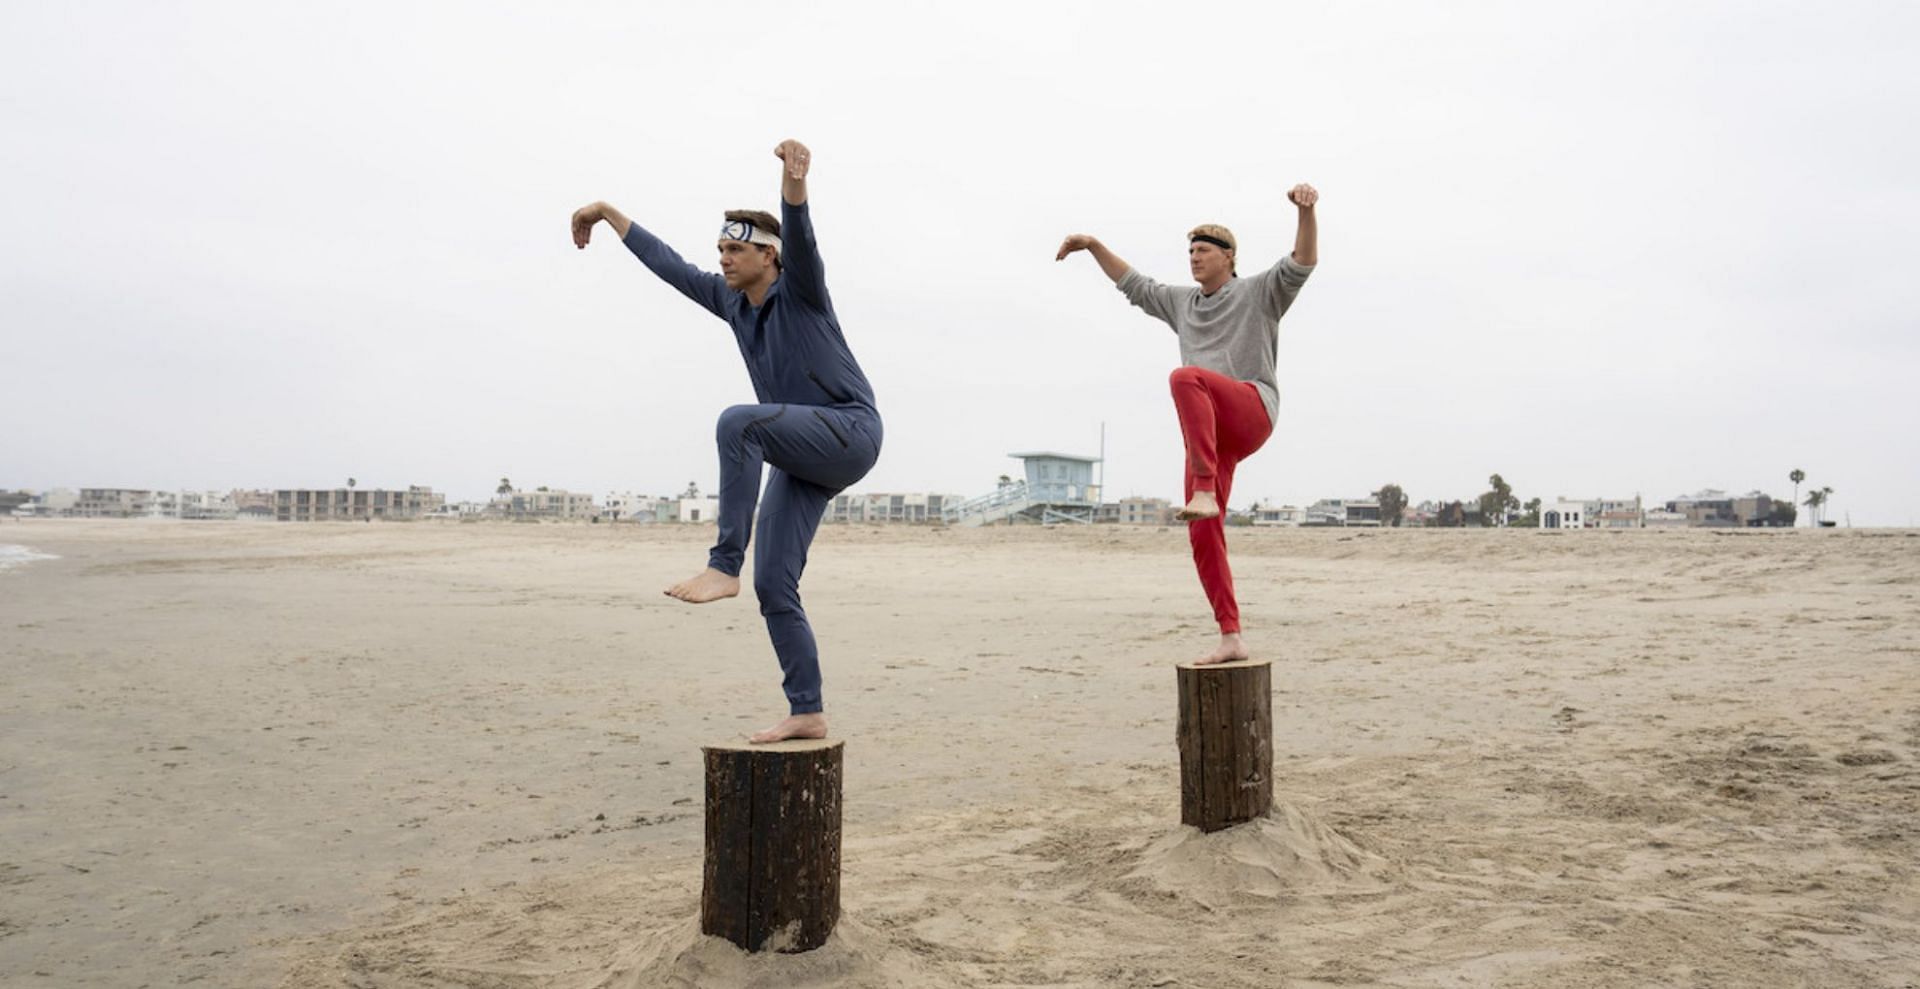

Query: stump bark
700;738;843;953
1176;658;1273;832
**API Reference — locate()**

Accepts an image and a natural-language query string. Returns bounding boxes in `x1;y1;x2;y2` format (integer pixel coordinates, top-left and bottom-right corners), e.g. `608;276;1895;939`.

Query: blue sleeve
621;222;731;320
779;199;832;313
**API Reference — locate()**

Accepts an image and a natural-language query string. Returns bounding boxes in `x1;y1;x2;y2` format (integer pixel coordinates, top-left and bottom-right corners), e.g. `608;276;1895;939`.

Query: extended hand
1288;183;1319;209
775;139;812;180
570;203;603;249
1055;234;1095;261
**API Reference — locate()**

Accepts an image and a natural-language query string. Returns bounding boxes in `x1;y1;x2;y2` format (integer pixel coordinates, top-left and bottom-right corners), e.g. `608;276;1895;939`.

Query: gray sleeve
1117;267;1180;330
1255;256;1314;317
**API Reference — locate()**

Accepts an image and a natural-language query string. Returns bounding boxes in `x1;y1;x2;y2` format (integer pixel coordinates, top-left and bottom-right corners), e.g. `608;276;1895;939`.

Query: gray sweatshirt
1117;256;1314;425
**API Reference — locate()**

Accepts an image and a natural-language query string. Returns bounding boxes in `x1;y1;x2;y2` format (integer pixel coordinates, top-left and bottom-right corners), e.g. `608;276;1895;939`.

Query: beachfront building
1644;509;1689;528
230;489;275;521
500;488;596;520
275;486;446;522
1095;496;1176;526
1118;496;1176;526
1541;500;1587;530
1666;489;1738;527
75;489;153;518
1343;499;1383;527
826;491;963;524
664;483;717;524
1303;499;1350;526
1664;489;1779;527
601;491;659;523
178;490;237;520
1592;496;1644;529
1731;491;1779;527
1249;502;1305;527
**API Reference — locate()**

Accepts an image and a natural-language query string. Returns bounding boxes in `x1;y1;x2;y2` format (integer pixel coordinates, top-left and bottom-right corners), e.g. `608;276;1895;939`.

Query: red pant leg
1170;366;1273;634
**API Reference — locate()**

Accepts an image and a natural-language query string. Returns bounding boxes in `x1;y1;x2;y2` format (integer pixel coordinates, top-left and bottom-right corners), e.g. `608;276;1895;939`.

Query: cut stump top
701;738;845;755
1174;657;1273;672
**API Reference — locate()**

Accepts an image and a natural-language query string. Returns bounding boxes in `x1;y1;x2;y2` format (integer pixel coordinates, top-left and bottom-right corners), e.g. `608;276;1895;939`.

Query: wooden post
700;738;843;953
1176;658;1273;832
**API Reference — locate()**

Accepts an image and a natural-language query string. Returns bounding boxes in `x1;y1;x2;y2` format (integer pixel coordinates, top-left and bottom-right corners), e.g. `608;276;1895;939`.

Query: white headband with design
719;219;782;250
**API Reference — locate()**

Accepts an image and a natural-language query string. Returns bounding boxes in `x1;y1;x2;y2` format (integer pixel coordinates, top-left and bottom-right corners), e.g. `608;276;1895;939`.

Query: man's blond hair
1188;223;1237;275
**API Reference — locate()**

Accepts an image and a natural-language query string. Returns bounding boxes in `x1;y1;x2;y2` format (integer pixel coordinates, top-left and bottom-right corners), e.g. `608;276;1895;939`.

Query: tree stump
1176;658;1273;832
700;738;843;953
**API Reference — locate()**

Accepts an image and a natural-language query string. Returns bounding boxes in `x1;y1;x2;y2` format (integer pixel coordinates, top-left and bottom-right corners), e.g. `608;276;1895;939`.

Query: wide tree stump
1176;658;1273;832
700;738;843;953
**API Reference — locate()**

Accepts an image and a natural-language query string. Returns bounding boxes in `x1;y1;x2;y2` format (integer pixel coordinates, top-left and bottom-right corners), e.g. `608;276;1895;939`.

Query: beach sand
2;520;1916;987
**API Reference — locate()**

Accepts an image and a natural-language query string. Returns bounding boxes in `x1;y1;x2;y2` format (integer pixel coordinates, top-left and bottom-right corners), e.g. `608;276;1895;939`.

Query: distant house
76;489;152;518
1104;496;1175;526
1541;500;1586;530
827;492;963;524
276;486;446;522
672;484;717;524
1644;509;1689;528
1667;489;1738;527
1665;489;1779;527
1251;503;1305;527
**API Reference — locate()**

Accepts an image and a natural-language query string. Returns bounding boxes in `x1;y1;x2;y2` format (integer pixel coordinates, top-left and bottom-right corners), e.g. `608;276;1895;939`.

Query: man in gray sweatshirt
1056;184;1318;665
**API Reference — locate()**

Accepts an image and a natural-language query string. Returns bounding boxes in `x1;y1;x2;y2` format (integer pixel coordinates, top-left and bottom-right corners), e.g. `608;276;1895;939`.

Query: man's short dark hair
725;209;780;236
724;209;781;268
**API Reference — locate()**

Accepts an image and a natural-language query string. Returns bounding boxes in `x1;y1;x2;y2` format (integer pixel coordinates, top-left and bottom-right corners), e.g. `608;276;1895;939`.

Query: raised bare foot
1193;632;1250;666
664;567;739;604
1177;490;1221;521
749;713;828;744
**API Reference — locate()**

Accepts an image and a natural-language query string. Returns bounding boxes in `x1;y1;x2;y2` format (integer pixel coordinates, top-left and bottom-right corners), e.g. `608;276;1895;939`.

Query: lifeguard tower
944;451;1102;526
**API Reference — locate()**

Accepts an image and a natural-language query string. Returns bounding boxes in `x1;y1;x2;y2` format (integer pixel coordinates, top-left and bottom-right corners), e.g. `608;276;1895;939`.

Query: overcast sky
4;2;1915;523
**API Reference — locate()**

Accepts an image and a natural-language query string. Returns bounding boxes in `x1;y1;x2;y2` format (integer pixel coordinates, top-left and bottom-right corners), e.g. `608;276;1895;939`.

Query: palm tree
1788;469;1804;526
1804;487;1828;526
497;477;512;496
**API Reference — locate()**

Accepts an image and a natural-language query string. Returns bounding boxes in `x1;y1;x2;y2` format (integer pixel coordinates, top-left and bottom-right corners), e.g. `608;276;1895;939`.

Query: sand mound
1127;802;1385;907
593;915;956;989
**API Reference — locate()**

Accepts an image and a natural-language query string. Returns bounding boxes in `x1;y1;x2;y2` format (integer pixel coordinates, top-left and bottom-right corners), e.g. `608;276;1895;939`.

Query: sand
1;519;1916;987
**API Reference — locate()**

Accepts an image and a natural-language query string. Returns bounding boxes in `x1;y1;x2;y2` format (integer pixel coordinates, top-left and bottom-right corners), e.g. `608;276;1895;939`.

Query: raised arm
1055;234;1132;284
571;200;729;319
773;139;831;311
1061;234;1181;326
1288;183;1318;266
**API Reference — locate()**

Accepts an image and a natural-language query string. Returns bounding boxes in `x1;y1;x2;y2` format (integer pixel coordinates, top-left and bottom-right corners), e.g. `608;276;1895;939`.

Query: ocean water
0;544;58;572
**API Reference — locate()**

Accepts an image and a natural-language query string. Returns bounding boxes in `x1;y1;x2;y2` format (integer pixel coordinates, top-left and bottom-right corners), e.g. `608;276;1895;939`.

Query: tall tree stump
700;738;843;953
1176;658;1273;832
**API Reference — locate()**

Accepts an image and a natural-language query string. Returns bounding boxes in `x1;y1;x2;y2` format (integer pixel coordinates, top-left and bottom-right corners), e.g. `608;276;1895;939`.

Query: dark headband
1190;234;1233;251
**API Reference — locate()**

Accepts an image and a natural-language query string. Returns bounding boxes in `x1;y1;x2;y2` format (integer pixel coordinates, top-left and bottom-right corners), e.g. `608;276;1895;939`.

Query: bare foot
664;567;739;604
1192;632;1250;666
1177;490;1221;521
749;713;828;744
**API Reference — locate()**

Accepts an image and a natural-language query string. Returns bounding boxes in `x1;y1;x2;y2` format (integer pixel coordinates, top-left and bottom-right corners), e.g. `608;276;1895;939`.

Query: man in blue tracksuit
571;139;881;743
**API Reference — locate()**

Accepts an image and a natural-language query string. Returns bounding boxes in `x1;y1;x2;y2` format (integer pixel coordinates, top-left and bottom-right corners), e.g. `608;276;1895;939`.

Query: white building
1251;502;1305;527
178;490;237;520
827;491;963;524
602;491;660;522
1540;500;1587;530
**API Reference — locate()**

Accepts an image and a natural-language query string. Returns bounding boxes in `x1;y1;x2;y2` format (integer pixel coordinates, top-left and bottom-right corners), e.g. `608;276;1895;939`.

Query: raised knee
1169;366;1204;390
715;404;761;443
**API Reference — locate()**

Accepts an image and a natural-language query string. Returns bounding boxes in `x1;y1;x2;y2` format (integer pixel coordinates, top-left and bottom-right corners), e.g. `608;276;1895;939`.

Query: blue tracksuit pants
708;402;881;714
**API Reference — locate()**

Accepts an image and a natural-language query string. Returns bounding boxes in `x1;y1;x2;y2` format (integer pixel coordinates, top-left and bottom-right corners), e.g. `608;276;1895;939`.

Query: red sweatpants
1169;366;1273;634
